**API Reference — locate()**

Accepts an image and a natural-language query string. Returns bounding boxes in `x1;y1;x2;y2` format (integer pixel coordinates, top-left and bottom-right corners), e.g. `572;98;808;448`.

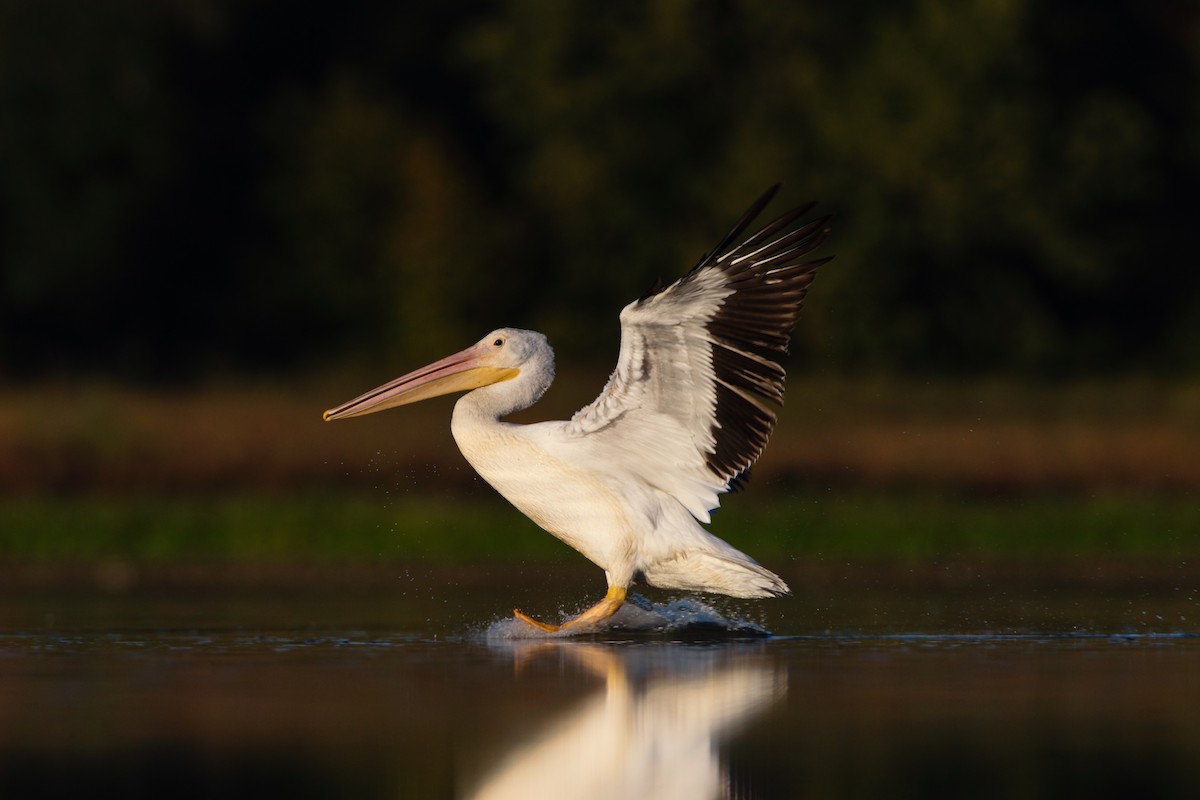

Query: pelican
323;185;831;632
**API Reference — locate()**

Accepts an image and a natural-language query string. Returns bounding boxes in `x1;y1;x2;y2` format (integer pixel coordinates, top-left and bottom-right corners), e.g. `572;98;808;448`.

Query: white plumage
324;185;830;631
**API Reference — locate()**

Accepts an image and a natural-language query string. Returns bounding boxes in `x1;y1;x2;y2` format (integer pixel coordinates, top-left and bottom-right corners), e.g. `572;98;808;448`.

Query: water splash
483;593;770;640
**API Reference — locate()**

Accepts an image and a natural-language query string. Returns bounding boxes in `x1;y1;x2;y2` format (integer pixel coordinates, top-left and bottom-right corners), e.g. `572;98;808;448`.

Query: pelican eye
493;337;504;347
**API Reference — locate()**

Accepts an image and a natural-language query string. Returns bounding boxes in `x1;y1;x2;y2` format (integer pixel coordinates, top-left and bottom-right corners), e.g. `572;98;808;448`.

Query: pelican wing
567;185;831;521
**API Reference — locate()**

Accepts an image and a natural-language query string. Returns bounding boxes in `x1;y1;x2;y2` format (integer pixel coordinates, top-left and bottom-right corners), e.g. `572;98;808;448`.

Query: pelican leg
514;586;627;633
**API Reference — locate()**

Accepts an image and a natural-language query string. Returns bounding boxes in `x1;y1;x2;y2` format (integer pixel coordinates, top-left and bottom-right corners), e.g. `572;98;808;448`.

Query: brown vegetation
2;375;1197;496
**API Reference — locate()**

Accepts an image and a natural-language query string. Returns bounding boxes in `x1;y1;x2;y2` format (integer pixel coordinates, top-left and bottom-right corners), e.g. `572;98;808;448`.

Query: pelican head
323;328;551;422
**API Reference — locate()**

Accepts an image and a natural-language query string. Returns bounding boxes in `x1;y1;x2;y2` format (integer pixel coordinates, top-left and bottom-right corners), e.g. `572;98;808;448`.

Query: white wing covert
567;185;831;523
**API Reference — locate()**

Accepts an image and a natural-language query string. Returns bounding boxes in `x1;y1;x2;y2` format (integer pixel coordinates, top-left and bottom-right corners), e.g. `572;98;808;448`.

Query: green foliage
0;1;177;371
256;78;505;361
1;491;1194;562
721;491;1200;559
0;493;554;562
0;0;1195;377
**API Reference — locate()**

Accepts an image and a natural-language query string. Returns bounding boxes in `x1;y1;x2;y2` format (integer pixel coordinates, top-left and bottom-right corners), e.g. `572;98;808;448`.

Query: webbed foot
513;586;628;633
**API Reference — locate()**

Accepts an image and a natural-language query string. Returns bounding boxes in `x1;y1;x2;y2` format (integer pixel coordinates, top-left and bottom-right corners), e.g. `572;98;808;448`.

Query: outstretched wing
566;185;831;522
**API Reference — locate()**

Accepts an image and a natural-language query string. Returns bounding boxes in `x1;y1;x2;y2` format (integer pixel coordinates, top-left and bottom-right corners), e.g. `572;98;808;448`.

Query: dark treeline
1;0;1196;380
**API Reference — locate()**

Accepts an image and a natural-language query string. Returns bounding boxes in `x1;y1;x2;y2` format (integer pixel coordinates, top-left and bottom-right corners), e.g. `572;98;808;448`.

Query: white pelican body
325;185;830;631
453;377;784;598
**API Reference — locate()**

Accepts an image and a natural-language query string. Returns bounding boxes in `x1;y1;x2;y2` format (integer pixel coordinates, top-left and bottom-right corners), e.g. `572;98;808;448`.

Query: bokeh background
1;0;1198;565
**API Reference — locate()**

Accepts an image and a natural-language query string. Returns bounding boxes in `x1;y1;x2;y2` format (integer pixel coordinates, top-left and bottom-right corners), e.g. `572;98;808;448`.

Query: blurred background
1;0;1198;567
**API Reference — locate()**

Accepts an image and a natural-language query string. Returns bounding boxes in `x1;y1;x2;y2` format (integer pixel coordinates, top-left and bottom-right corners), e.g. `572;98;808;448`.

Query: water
2;563;1198;798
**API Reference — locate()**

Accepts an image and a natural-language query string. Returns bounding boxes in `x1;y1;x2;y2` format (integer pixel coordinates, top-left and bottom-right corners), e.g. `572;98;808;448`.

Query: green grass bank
2;490;1195;563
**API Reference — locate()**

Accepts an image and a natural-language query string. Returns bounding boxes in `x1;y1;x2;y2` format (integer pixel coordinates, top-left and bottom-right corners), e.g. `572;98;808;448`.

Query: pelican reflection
466;643;785;800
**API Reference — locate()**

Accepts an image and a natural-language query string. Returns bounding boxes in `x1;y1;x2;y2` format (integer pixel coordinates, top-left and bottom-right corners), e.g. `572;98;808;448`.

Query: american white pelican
323;185;831;632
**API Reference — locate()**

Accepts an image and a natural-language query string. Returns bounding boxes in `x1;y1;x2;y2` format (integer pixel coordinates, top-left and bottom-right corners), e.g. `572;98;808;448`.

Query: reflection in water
467;643;785;800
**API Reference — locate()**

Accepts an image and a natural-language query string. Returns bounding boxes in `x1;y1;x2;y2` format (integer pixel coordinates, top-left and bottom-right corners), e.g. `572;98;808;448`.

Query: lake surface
1;562;1198;798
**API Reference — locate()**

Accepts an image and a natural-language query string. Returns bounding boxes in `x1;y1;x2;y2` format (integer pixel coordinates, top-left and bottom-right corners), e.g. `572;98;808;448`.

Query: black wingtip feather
692;184;783;273
638;277;666;301
700;187;832;489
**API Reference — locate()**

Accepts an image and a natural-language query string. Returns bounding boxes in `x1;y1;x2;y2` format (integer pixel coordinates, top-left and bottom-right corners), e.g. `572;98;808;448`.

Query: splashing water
483;593;771;640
